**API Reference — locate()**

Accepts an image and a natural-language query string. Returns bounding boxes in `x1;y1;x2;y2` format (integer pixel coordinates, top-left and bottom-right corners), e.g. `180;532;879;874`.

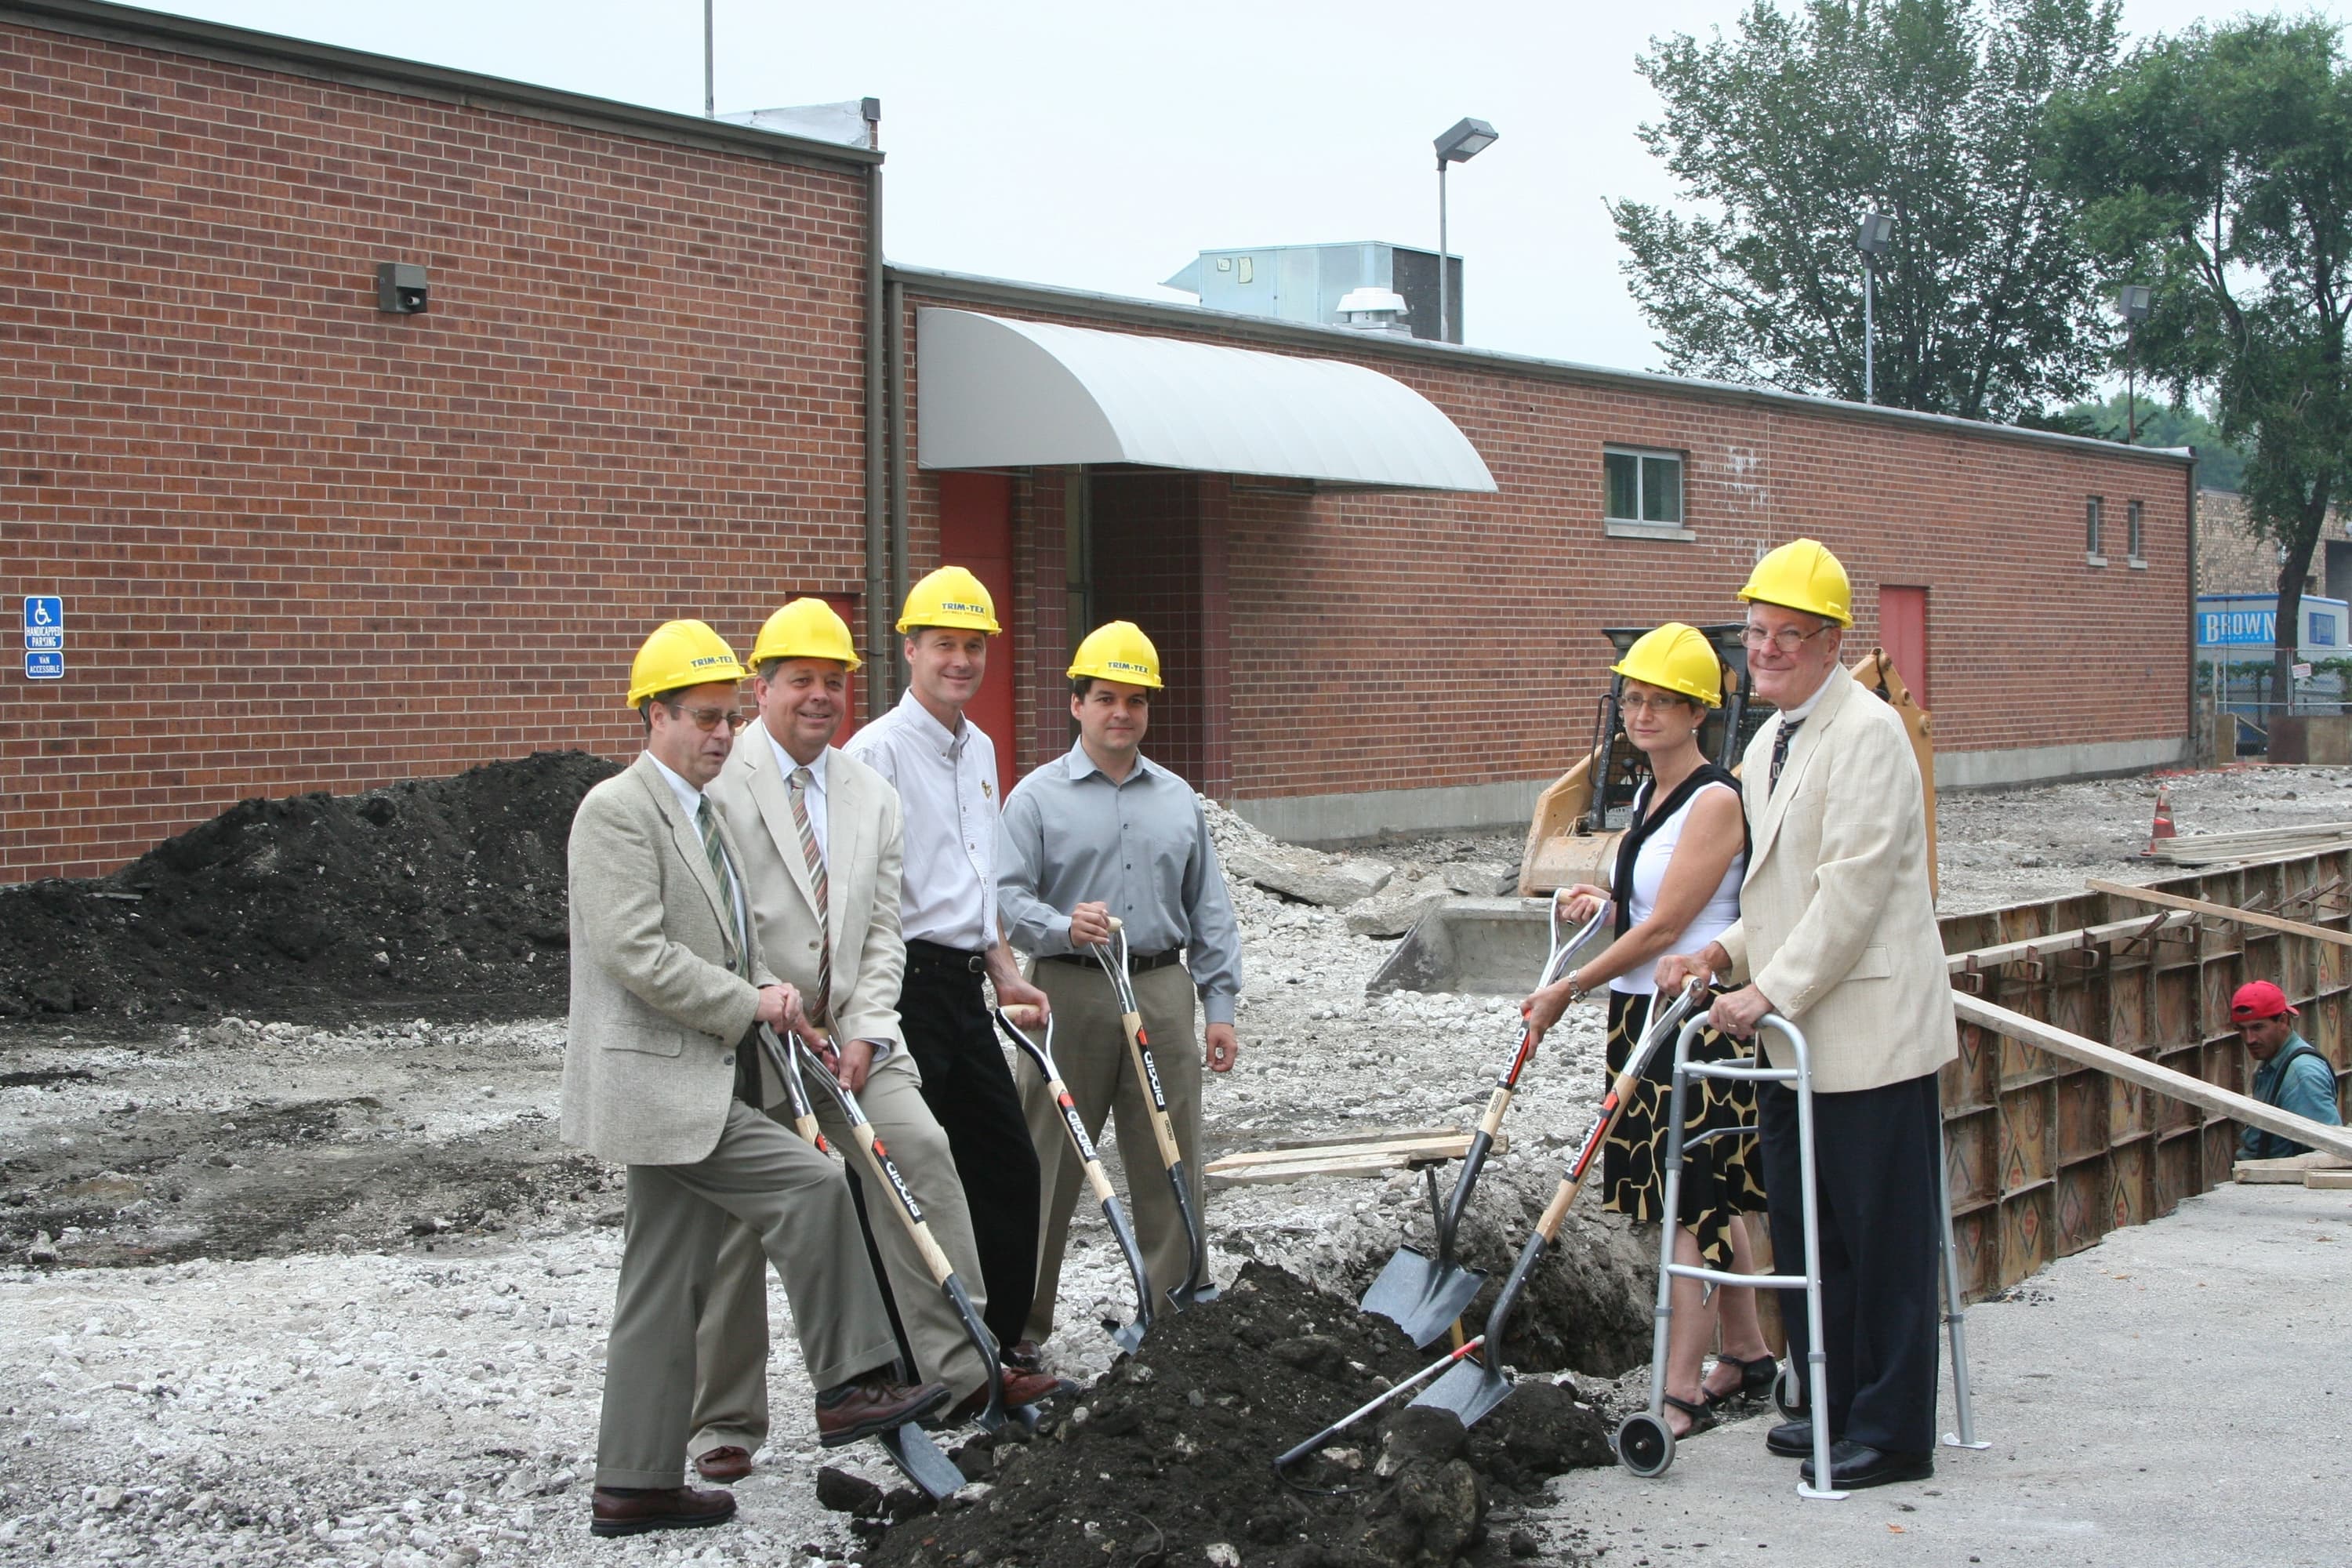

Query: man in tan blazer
687;601;1056;1482
564;619;947;1540
1660;539;1956;1493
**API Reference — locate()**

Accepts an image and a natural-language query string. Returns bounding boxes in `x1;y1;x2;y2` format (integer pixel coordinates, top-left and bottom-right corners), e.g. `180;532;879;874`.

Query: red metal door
1878;585;1930;711
937;473;1017;785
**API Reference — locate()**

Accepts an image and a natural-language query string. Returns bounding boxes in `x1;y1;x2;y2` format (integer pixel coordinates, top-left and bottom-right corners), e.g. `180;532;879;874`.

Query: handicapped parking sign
26;650;63;679
24;596;63;645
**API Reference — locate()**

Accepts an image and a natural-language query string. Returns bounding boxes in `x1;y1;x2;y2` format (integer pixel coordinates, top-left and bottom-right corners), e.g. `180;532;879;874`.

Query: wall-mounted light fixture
376;262;428;314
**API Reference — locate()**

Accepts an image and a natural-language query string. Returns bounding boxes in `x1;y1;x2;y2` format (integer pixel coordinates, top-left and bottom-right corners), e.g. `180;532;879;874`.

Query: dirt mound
0;752;618;1023
858;1262;1613;1568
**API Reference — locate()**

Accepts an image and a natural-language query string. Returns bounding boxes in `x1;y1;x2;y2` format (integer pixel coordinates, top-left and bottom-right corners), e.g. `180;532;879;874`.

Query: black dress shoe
1766;1418;1813;1457
1800;1439;1934;1490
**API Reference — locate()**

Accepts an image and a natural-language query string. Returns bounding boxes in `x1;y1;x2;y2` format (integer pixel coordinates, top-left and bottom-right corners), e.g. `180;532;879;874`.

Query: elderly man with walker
1658;539;1958;1492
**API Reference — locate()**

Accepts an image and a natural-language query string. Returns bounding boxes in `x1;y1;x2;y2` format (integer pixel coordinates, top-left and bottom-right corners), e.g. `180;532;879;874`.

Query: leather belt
1044;947;1183;974
906;938;988;974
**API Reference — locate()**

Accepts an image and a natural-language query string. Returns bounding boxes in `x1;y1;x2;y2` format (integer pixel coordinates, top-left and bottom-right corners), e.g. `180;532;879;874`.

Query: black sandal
1700;1354;1778;1410
1661;1392;1717;1438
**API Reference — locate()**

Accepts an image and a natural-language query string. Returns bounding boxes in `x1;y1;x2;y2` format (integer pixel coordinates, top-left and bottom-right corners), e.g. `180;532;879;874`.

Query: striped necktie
788;767;833;1026
1769;717;1803;795
695;797;750;978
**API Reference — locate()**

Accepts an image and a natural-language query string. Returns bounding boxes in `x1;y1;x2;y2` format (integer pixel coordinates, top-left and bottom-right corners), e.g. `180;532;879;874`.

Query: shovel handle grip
1475;1083;1514;1140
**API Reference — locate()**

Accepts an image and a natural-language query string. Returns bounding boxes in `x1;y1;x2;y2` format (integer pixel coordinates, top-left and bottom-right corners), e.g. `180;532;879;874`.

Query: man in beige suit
1660;539;1956;1493
564;619;947;1539
688;601;1055;1481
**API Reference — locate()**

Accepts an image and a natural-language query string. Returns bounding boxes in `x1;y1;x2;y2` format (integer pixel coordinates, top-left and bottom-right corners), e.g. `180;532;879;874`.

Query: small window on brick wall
1603;447;1686;535
2085;495;2105;564
2127;499;2145;564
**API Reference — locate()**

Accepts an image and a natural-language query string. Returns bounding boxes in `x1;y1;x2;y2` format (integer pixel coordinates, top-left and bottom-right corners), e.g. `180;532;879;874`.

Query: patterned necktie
788;767;833;1026
695;797;750;978
1769;717;1803;796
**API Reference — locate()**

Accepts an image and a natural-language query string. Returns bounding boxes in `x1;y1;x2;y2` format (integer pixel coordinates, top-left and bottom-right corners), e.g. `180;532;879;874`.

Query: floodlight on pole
1856;209;1896;405
2116;285;2154;441
1434;118;1497;345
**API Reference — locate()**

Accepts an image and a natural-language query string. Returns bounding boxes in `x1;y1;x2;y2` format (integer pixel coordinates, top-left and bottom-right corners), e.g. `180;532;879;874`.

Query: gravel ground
7;763;2352;1566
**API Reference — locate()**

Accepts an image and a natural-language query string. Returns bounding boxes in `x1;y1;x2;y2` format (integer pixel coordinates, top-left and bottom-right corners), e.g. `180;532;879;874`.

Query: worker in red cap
2229;981;2343;1160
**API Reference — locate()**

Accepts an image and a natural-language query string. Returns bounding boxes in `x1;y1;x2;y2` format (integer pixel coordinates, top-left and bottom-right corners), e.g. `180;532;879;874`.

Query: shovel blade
1362;1247;1486;1348
1111;1319;1146;1356
1410;1357;1514;1429
873;1421;966;1500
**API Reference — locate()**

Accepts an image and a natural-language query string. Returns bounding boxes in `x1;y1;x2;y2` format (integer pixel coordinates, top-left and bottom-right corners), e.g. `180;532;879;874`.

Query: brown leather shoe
939;1367;1065;1425
589;1486;736;1538
692;1446;752;1483
813;1370;951;1448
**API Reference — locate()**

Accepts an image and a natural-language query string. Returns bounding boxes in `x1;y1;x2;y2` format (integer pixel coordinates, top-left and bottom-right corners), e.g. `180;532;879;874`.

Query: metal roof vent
1336;285;1412;336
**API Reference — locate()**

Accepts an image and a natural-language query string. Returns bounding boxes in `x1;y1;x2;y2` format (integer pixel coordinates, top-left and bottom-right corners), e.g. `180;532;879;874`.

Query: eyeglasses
1741;622;1835;655
1619;692;1693;714
662;702;745;733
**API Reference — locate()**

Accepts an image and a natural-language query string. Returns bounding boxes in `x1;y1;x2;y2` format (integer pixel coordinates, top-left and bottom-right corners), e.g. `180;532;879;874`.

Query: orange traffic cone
2144;785;2177;855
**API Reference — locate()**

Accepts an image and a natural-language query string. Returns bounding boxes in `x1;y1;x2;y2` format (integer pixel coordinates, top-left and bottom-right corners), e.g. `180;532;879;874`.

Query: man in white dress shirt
844;567;1053;1368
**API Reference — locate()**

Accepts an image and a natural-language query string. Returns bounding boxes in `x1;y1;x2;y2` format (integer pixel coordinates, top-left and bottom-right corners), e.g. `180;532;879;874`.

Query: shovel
1092;919;1218;1308
1411;981;1701;1428
755;1026;985;1498
1362;901;1606;1346
993;1004;1154;1353
1271;1334;1486;1482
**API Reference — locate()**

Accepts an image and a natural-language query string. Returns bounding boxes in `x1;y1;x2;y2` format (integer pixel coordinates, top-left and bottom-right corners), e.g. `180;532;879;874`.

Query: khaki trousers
1019;959;1202;1343
597;1098;897;1490
689;1050;988;1458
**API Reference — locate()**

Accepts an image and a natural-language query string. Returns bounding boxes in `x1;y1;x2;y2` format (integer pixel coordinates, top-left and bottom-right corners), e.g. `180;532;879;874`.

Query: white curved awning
915;308;1497;492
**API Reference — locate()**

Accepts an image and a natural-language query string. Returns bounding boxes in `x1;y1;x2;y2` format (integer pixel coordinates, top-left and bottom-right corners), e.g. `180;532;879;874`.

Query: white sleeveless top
1608;778;1747;996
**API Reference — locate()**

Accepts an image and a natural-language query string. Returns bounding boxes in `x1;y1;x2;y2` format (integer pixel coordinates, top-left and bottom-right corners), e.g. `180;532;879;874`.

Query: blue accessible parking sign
27;650;64;679
24;597;64;678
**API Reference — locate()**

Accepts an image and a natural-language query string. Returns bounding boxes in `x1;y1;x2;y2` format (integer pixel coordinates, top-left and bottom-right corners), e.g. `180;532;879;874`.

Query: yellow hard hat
1613;622;1724;708
897;565;1001;635
627;619;748;708
1068;620;1163;690
1737;538;1853;626
750;597;862;671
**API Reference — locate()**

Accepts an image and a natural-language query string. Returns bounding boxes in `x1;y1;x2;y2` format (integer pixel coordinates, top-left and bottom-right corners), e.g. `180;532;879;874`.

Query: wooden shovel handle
1121;1014;1185;1168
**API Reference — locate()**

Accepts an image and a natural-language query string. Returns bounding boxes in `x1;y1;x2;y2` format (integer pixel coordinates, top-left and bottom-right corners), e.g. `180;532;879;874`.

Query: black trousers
1758;1070;1942;1455
897;942;1040;1351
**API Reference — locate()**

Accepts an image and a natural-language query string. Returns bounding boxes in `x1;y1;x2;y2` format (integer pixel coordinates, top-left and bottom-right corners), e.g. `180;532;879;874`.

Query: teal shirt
2240;1033;2343;1160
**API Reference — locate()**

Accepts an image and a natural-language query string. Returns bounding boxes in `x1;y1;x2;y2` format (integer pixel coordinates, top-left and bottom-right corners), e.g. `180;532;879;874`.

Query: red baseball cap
2230;981;2299;1022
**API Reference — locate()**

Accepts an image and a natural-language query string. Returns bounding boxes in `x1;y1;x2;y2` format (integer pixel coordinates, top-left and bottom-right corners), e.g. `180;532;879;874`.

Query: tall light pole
2115;285;2153;441
1434;118;1497;345
703;0;715;118
1856;209;1896;404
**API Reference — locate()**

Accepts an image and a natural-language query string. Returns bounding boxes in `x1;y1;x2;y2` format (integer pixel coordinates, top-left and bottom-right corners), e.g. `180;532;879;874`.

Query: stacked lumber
1203;1126;1501;1187
2143;820;2352;866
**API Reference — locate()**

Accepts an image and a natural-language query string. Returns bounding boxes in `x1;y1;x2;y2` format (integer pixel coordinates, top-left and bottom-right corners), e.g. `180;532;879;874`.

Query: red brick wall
899;285;2194;805
2;20;873;881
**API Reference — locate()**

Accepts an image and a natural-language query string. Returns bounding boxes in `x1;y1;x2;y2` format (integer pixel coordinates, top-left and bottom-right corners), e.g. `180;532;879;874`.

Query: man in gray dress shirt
997;621;1243;1345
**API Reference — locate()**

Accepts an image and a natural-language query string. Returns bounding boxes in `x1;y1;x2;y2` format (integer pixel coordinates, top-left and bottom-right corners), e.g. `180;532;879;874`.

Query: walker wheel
1614;1411;1675;1479
1773;1362;1802;1418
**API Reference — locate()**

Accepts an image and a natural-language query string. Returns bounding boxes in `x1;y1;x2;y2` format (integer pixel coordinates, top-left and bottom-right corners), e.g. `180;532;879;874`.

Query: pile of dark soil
0;752;618;1023
854;1262;1614;1568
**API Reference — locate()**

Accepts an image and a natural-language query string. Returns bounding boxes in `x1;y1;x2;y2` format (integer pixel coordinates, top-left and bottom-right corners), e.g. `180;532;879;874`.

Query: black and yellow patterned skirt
1602;988;1769;1270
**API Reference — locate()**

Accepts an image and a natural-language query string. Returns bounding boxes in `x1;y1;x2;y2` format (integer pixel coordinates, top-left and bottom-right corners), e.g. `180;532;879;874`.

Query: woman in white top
1523;622;1774;1439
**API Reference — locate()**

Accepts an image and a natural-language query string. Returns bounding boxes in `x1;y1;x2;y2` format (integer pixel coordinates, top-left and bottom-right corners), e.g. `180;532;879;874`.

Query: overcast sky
132;2;2352;376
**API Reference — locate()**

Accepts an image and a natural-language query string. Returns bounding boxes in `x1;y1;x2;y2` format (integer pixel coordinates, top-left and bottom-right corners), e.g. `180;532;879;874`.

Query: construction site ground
2;759;2348;1566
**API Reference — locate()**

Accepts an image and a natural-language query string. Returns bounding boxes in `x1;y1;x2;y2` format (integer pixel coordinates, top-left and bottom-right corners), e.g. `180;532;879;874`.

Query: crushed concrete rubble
1218;837;1395;908
8;760;2352;1565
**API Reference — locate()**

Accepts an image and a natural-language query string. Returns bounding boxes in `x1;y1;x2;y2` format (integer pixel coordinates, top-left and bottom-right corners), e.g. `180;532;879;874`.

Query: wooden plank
1945;911;2194;974
1207;1131;1494;1171
2233;1151;2351;1183
2307;1170;2352;1189
1236;1125;1461;1154
1951;994;2352;1163
2086;879;2352;949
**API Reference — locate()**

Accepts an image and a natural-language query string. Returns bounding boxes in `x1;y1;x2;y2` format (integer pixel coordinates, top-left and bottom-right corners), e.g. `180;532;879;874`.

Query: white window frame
2127;499;2147;568
1602;445;1693;542
2085;495;2107;567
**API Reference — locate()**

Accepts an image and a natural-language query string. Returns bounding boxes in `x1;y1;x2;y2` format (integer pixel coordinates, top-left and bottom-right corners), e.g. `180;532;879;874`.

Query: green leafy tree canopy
2046;15;2352;702
1613;0;2124;421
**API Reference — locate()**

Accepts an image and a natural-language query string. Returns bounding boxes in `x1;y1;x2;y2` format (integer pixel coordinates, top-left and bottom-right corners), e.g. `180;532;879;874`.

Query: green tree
1611;0;2125;421
2051;394;2251;489
2047;16;2352;709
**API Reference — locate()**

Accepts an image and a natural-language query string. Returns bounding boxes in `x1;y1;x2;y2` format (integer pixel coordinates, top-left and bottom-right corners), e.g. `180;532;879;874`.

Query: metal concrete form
1940;850;2352;1301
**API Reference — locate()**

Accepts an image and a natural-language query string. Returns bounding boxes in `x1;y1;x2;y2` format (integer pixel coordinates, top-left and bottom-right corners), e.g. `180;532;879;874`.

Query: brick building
2197;488;2352;599
4;1;2198;882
